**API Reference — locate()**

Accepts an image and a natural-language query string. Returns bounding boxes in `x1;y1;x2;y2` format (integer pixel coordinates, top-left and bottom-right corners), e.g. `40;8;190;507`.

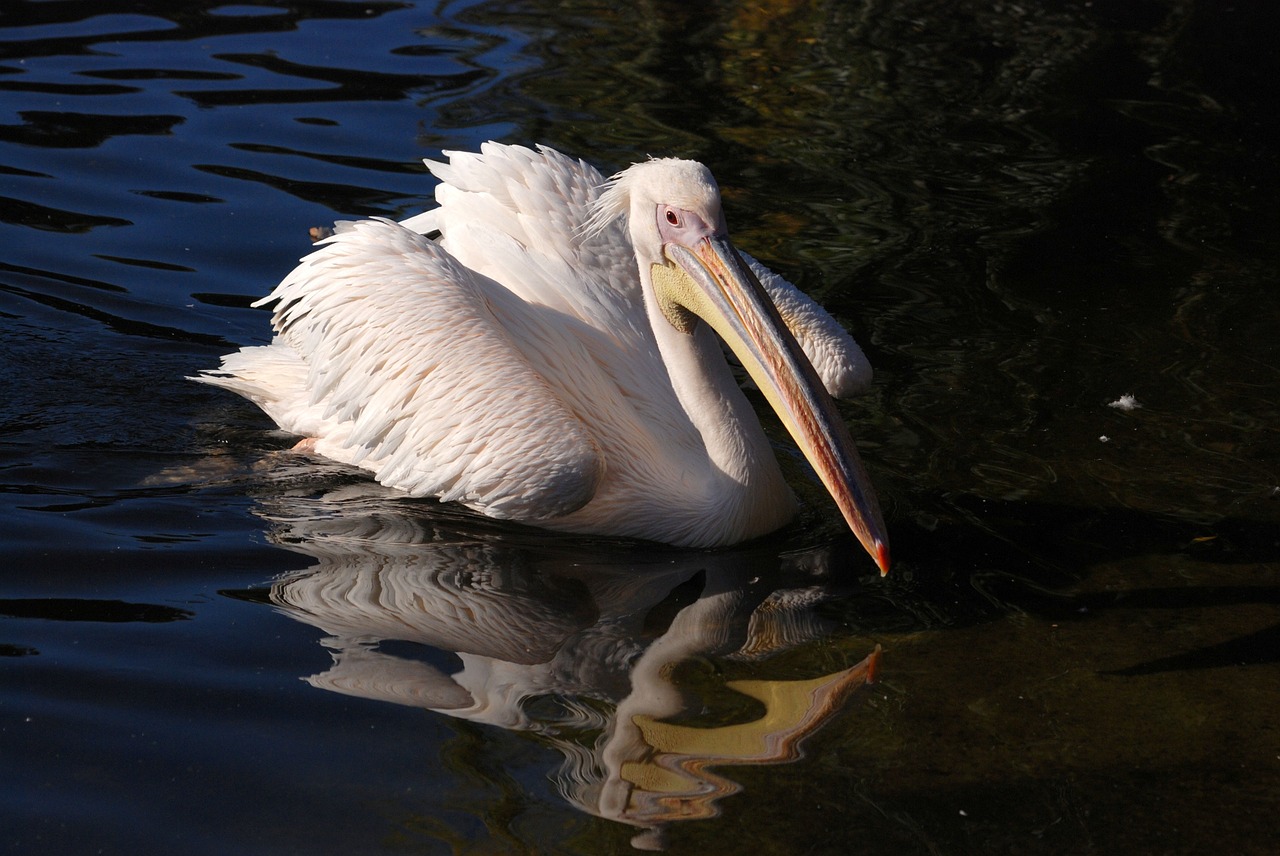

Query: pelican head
592;158;890;575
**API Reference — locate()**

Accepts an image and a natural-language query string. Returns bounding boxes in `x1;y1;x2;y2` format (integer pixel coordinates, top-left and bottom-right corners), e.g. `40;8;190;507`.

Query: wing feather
741;253;874;398
424;143;644;341
201;218;604;520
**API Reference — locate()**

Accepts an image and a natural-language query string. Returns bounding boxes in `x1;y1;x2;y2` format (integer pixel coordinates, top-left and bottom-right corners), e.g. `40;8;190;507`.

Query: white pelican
197;143;889;573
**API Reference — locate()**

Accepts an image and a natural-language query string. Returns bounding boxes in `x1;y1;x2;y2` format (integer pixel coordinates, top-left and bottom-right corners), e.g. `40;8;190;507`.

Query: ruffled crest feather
577;164;639;243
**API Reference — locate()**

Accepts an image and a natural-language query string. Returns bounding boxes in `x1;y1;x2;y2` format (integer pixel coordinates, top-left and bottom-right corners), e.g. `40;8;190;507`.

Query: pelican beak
656;234;890;575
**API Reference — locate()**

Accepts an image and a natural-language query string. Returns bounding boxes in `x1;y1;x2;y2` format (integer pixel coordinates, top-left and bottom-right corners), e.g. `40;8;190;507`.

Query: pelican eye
665;210;679;226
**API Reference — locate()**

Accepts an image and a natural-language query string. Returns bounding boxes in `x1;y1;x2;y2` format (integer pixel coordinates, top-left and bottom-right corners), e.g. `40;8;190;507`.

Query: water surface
2;1;1278;853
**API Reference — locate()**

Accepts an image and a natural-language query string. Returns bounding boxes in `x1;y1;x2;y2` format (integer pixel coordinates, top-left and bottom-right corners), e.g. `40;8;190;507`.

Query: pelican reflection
250;482;881;845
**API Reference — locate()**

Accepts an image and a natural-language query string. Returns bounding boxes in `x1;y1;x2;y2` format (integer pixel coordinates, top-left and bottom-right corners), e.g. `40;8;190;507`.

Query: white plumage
197;143;888;571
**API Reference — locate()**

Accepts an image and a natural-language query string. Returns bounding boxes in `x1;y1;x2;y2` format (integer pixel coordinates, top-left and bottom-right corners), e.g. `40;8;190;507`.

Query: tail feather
190;344;315;435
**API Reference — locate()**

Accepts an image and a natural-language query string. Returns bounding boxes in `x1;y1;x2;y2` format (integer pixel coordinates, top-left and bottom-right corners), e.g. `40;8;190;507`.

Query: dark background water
2;1;1277;853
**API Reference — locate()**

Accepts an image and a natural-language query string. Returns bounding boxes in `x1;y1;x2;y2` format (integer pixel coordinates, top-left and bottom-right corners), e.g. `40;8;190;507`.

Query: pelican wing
201;218;604;520
740;253;873;398
415;143;647;343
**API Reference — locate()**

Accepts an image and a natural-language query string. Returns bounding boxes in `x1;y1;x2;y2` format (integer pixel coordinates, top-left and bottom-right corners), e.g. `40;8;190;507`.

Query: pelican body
197;143;889;572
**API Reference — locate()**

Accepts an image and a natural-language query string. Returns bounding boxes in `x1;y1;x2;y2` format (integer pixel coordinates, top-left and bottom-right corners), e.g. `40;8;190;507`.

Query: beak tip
874;539;890;577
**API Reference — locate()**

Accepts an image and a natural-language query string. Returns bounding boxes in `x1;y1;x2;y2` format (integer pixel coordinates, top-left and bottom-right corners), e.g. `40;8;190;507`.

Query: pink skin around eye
657;206;717;246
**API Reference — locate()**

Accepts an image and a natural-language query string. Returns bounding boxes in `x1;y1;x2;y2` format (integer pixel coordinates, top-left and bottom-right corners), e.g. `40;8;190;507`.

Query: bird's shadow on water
211;452;1279;843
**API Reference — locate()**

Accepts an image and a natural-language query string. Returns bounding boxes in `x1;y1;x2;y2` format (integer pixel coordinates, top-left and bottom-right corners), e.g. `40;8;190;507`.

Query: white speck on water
1108;394;1142;411
1099;435;1110;443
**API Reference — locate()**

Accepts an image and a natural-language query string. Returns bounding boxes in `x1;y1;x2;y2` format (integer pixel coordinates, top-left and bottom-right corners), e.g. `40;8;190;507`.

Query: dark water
3;1;1278;853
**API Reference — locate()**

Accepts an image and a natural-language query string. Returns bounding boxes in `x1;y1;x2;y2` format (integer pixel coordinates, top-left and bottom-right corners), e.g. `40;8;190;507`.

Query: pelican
196;143;889;573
